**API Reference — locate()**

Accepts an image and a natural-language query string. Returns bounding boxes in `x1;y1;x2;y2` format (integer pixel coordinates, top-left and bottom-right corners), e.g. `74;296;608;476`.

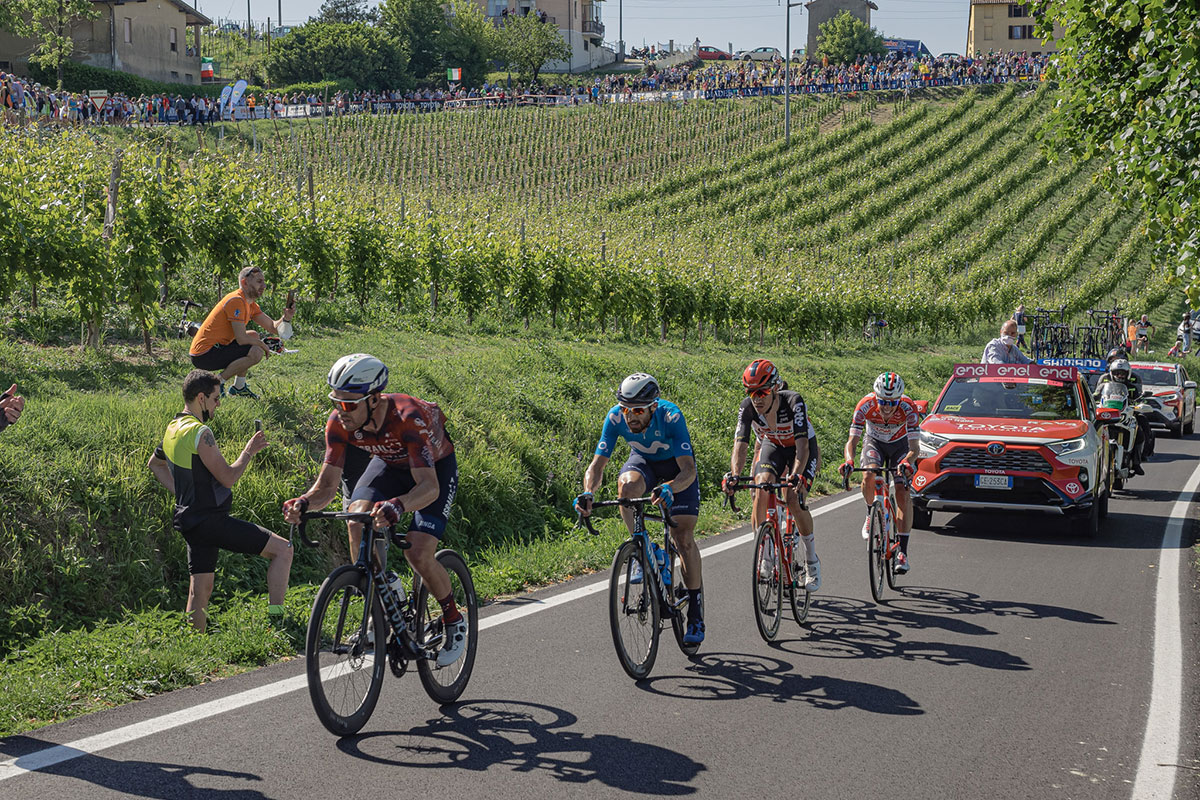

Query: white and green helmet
873;371;905;401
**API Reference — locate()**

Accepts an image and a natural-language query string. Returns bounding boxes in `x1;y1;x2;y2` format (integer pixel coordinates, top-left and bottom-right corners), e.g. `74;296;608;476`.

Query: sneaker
227;383;259;399
682;619;705;645
894;551;910;575
758;540;775;580
628;559;644;584
861;517;871;540
436;618;469;667
1133;463;1145;476
803;557;822;593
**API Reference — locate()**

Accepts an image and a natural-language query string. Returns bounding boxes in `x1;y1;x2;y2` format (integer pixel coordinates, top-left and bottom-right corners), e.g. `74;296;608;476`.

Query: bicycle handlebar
840;466;910;492
290;509;383;549
574;495;677;536
721;475;801;514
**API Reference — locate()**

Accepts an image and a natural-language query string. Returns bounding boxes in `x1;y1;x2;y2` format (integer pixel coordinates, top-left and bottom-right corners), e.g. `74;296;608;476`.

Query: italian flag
447;67;462;81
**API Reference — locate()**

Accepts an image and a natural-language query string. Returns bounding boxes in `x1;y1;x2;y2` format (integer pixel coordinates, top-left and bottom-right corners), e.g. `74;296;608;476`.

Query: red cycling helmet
742;359;779;393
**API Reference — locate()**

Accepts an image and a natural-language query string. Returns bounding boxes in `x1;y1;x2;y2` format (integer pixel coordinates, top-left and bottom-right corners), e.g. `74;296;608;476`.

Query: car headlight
918;431;949;458
1158;392;1180;402
1047;437;1087;456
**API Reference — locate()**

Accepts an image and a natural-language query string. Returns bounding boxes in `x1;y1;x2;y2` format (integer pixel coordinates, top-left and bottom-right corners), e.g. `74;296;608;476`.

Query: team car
1129;361;1196;438
911;363;1114;537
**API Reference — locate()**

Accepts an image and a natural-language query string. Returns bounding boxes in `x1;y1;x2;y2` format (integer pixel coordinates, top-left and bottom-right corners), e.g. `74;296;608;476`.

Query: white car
1129;361;1196;437
736;47;782;62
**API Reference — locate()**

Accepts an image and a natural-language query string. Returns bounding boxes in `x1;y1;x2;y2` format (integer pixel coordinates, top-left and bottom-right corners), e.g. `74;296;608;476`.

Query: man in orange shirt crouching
189;266;294;399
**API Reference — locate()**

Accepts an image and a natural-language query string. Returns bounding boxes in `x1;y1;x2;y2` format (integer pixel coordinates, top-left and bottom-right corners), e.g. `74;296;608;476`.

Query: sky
199;0;973;59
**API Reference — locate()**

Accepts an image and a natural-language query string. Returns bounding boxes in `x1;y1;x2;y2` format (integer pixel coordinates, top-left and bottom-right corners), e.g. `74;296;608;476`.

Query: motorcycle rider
1105;346;1155;458
1095;358;1146;475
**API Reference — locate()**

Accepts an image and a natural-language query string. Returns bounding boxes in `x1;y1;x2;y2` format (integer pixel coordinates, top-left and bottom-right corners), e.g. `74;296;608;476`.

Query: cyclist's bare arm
146;452;175;493
230;320;269;354
794;438;809;474
582;453;610;496
252;311;280;336
667;454;697;497
844;433;861;464
730;440;749;477
291;461;345;517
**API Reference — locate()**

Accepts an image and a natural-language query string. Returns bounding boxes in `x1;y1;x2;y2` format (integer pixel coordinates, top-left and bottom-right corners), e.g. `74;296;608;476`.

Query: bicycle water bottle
652;543;670;586
386;570;407;604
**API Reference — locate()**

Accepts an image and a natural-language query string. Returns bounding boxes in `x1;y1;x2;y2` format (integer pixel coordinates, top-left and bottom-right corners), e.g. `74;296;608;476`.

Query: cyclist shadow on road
878;586;1116;626
0;735;270;799
634;652;923;716
335;699;706;795
770;594;1035;671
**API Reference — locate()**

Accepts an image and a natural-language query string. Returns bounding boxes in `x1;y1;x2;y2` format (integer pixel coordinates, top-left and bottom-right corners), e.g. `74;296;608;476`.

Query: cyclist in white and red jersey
839;371;921;574
724;359;822;592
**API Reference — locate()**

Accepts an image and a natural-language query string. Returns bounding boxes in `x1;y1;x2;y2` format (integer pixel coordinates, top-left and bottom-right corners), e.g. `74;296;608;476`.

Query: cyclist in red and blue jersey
282;354;466;667
575;373;706;644
724;359;822;592
839;371;921;574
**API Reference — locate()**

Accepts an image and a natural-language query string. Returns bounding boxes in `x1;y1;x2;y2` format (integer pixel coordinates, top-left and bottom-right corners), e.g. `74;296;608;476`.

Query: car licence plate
975;475;1012;490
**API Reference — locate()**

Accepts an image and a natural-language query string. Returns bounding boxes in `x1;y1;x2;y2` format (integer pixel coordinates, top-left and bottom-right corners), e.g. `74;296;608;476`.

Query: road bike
842;466;908;603
292;510;478;736
577;496;699;679
175;299;203;339
722;475;810;641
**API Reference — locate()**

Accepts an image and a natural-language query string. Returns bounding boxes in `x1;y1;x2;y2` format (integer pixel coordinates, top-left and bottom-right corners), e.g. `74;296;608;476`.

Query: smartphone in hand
255;419;263;433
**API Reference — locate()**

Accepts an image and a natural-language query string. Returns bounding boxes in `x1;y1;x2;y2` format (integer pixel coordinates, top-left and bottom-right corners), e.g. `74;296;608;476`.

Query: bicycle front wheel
787;539;811;625
884;523;900;592
609;539;660;679
414;549;479;705
306;567;387;736
867;505;887;603
752;522;782;642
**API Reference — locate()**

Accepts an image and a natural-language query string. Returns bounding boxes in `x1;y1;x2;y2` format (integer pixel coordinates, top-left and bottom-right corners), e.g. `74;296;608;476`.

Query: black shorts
754;437;819;482
191;342;254;372
340;445;372;511
618;452;701;517
349;453;458;538
861;437;910;470
180;514;271;575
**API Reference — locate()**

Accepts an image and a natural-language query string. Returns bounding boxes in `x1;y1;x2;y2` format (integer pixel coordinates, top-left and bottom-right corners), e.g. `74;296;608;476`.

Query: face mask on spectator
1001;334;1016;346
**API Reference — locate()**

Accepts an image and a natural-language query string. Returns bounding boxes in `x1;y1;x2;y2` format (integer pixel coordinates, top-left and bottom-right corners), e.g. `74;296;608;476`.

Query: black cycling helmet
1106;346;1130;363
616;373;660;407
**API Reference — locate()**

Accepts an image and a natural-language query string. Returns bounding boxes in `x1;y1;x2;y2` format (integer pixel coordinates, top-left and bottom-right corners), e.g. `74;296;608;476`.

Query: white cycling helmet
617;373;660;406
873;371;905;401
328;354;389;395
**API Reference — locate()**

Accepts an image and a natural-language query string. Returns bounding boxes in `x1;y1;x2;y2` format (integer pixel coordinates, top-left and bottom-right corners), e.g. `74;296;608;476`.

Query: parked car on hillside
736;46;781;62
697;45;733;61
791;48;806;62
271;26;293;37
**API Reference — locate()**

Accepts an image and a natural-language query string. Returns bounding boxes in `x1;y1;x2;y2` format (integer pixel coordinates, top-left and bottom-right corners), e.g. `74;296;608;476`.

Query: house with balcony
481;0;615;72
965;0;1061;56
0;0;212;84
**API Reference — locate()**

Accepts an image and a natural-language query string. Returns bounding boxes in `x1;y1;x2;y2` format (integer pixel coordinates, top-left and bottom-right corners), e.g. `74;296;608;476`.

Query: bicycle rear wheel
305;567;387;736
866;505;887;603
786;538;811;625
414;549;479;705
668;547;700;657
752;522;782;642
609;539;659;679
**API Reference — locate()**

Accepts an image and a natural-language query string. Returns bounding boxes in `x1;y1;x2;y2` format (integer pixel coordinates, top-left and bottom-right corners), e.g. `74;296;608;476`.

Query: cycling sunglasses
877;398;902;407
746;388;772;399
619;404;653;416
329;392;369;411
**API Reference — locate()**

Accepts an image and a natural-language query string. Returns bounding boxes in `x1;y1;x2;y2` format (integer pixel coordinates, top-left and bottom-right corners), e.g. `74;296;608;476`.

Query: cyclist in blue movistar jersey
575;373;705;644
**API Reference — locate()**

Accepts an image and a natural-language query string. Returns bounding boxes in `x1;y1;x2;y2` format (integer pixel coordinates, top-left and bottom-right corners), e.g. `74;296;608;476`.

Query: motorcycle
1098;381;1139;489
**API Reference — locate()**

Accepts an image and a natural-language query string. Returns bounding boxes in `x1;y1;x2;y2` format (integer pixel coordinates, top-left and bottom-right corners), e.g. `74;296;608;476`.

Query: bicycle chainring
388;637;408;677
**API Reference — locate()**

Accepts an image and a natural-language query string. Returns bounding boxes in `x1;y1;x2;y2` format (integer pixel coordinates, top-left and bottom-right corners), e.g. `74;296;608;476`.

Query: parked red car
697;46;732;61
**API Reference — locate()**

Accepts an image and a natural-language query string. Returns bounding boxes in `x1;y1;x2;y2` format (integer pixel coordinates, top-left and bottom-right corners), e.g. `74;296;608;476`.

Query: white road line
1131;459;1200;800
0;493;860;782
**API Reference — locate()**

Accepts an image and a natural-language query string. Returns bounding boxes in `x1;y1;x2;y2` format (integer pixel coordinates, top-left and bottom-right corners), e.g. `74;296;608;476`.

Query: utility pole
619;0;624;60
784;0;803;145
246;0;251;46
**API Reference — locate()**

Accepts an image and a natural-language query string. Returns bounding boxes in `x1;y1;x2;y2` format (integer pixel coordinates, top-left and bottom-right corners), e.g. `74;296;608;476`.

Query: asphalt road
3;437;1200;800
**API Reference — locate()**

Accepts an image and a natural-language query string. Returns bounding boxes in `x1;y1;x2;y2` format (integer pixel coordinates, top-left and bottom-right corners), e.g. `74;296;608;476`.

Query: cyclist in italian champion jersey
724;359;822;592
575;373;706;644
282;354;467;667
839;372;921;574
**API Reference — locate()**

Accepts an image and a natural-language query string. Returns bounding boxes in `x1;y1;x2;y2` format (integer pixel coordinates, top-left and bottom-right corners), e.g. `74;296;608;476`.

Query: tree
439;0;496;87
1032;0;1199;303
263;22;409;91
311;0;378;25
496;11;570;84
814;10;885;65
9;0;99;89
379;0;445;84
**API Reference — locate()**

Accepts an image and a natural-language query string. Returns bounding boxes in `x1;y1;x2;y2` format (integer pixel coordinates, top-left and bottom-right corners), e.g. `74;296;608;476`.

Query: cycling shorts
340;445;372;511
180;514;271;575
754;437;819;483
349;453;458;538
190;342;254;372
618;452;701;517
861;437;910;471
